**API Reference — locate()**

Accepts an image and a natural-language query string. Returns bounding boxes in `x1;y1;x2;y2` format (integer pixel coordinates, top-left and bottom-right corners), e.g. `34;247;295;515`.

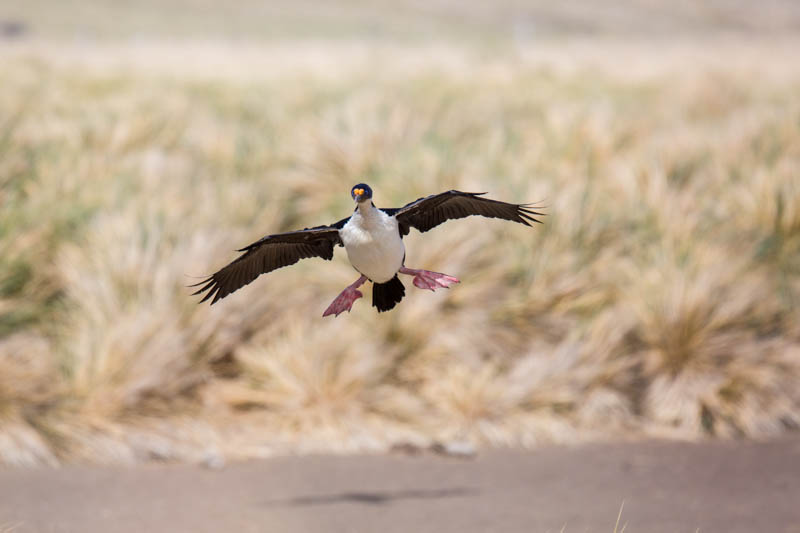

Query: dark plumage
190;222;346;304
371;274;406;312
384;190;542;235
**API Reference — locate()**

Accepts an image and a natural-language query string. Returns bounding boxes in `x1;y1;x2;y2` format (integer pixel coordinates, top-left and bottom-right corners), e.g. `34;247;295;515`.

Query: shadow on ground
264;487;478;507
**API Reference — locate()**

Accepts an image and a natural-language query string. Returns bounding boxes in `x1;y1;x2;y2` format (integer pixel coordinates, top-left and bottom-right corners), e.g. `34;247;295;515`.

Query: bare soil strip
1;437;799;533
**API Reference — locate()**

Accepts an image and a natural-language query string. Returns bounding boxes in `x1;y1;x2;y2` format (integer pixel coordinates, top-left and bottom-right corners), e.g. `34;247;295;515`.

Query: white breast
339;204;405;283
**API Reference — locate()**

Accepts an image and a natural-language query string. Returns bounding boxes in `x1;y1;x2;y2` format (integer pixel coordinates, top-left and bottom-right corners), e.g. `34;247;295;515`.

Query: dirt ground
1;437;799;533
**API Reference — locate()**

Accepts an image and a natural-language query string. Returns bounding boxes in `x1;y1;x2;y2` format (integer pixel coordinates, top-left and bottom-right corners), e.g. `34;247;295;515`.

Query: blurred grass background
0;0;799;465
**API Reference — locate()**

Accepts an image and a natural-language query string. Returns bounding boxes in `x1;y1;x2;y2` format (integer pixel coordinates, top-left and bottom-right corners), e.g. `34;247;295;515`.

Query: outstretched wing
191;219;348;305
383;190;543;236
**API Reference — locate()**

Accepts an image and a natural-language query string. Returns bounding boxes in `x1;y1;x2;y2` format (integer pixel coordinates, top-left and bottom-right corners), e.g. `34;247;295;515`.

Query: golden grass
1;38;799;464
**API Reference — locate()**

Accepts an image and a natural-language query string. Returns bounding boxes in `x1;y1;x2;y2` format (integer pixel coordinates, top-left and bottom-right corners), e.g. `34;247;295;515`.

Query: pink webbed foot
322;289;362;317
323;275;367;317
399;267;460;292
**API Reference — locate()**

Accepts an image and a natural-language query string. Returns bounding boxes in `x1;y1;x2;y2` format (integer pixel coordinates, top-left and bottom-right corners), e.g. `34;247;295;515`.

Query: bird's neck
356;201;376;216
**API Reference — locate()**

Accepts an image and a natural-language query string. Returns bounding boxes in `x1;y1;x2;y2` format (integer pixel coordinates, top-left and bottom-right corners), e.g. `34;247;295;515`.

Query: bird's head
351;183;373;204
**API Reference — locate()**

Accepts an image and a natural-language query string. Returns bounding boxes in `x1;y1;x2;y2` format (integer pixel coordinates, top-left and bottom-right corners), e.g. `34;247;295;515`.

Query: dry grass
6;0;800;41
1;32;799;464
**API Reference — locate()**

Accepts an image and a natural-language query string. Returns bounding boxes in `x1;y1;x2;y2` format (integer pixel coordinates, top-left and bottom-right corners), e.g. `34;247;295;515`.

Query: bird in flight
192;184;543;316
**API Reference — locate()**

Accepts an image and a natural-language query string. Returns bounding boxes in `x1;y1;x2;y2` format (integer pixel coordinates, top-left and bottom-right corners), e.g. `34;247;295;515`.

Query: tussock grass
1;39;799;464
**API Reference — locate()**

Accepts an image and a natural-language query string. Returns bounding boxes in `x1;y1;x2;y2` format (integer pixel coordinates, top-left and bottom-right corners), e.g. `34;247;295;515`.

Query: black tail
372;275;405;312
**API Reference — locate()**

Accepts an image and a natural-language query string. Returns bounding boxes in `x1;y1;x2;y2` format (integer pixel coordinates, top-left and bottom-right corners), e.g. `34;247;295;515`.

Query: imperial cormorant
192;184;543;316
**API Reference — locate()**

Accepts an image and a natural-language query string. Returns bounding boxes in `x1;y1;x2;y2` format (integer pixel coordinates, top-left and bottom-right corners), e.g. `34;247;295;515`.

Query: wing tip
518;203;546;225
188;276;213;289
189;275;223;305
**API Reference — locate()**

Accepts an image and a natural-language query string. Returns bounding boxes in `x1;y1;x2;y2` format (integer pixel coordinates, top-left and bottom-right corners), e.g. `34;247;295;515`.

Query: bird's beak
353;188;365;202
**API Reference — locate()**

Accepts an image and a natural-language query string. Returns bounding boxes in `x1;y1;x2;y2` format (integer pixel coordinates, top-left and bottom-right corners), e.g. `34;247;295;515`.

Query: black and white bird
192;184;543;316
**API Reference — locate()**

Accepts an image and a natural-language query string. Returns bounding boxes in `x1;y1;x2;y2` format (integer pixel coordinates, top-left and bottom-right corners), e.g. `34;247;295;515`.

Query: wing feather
384;190;543;235
191;219;347;305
